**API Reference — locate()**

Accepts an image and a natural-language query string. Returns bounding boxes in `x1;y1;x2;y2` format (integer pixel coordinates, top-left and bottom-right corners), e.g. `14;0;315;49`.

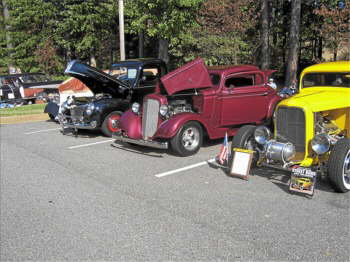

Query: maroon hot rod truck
113;58;281;156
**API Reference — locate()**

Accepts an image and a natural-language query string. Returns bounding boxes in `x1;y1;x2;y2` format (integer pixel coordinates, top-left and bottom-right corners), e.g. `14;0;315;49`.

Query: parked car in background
58;58;167;136
114;58;281;156
0;73;61;104
232;61;350;193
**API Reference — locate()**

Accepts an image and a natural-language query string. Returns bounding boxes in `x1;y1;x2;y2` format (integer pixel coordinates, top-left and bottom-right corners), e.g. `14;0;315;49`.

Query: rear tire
328;138;350;193
170;121;203;157
101;111;122;137
231;125;258;167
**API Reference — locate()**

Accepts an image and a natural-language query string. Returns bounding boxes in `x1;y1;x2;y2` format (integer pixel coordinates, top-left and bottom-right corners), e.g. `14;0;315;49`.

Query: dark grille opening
276;107;306;153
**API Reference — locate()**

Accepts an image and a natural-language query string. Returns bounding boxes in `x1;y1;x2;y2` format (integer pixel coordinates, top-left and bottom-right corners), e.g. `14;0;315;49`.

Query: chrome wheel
181;127;200;151
343;149;350;189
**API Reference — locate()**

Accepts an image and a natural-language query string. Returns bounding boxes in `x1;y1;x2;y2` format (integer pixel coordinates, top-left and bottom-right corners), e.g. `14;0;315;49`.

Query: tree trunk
90;54;97;67
138;31;144;58
158;38;169;64
260;0;270;70
285;0;301;88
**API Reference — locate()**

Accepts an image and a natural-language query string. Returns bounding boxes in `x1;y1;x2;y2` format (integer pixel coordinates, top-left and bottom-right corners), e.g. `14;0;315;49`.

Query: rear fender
267;96;282;119
154;113;209;139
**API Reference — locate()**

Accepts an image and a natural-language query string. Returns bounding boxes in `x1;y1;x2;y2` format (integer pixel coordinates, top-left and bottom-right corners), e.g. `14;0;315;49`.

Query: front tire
231;125;258;166
328;138;350;193
101;111;122;137
170;121;203;157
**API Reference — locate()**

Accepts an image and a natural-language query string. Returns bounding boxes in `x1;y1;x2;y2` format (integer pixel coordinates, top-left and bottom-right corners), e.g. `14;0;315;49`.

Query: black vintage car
0;73;61;104
58;58;167;137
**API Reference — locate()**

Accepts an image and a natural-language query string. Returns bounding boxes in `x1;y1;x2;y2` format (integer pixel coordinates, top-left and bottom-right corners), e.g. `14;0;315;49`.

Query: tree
125;0;204;64
285;0;301;88
314;2;350;60
260;0;270;69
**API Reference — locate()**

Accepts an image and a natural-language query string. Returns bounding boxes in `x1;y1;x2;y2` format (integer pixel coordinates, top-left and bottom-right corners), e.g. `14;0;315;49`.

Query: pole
118;0;125;61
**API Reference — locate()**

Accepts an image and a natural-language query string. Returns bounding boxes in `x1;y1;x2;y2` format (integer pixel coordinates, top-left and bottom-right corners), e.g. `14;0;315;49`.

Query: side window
140;66;160;87
225;74;255;88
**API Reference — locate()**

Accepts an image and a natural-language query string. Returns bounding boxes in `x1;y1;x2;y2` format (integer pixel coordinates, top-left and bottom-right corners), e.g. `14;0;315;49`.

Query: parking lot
1;120;349;261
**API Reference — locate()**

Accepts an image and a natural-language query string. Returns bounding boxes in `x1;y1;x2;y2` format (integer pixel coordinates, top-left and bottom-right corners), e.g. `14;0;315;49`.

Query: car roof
302;61;350;74
111;58;166;68
208;65;260;75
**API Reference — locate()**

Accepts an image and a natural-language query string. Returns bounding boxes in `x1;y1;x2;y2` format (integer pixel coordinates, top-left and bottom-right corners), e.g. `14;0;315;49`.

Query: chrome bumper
113;131;168;149
59;115;97;130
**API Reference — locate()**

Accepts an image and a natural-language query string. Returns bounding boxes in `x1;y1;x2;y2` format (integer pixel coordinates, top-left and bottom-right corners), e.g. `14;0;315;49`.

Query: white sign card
230;148;254;180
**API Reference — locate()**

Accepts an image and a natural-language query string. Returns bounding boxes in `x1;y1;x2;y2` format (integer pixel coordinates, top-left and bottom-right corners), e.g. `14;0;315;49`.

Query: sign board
230;148;254;180
289;167;317;196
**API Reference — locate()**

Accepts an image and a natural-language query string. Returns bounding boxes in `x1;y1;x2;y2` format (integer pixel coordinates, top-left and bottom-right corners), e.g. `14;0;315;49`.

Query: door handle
261;92;268;96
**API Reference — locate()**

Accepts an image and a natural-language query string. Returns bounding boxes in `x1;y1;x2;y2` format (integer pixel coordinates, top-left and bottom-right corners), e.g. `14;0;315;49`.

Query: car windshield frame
302;72;350;88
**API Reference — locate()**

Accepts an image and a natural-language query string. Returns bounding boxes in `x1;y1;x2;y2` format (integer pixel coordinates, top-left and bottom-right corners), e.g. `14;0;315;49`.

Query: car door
217;71;269;126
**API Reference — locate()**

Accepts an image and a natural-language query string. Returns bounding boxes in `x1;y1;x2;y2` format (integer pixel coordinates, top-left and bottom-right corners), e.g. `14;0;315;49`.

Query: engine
168;99;193;116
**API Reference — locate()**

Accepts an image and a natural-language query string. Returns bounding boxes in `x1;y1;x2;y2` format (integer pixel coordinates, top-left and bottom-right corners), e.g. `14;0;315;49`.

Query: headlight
254;126;272;145
311;133;331;155
67;96;74;106
86;103;95;116
131;102;140;114
159;104;169;116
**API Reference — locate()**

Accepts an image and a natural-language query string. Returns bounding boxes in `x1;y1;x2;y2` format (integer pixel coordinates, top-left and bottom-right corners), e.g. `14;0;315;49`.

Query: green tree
4;0;59;73
125;0;204;64
55;0;117;66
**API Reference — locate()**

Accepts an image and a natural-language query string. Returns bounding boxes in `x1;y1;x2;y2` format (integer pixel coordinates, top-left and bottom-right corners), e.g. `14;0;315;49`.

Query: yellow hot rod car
232;61;350;193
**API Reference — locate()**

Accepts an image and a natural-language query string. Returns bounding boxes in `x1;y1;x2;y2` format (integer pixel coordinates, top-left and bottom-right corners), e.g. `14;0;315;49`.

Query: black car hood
65;60;129;97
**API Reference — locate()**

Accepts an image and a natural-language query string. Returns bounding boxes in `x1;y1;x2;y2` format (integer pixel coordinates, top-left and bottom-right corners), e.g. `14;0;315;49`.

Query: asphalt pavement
1;120;349;261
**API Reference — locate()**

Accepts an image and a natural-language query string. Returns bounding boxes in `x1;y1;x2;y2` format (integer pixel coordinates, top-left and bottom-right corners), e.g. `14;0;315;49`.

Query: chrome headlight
86;103;95;116
254;126;272;145
67;96;74;106
159;104;169;117
311;133;331;155
131;102;140;114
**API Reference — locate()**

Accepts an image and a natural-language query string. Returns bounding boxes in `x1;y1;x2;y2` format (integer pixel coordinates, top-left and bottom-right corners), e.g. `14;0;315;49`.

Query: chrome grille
276;106;306;153
70;105;86;122
142;99;160;139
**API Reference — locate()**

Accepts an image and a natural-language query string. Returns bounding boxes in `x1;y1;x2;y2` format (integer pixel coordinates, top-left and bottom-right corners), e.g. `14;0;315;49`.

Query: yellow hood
278;87;350;112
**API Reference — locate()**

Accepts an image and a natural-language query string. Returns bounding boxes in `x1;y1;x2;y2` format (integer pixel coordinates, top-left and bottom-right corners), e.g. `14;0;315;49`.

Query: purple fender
154;113;210;139
119;109;143;139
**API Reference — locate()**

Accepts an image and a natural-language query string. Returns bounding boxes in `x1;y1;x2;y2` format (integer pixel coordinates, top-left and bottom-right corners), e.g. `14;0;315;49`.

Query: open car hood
160;58;212;95
65;60;129;97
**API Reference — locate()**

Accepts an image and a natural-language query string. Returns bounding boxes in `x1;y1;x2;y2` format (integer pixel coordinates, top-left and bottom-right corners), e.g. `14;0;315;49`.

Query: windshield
110;66;138;86
19;74;50;83
302;72;350;88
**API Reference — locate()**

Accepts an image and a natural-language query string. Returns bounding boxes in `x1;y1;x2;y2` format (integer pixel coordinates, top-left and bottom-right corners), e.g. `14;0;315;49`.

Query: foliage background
1;0;349;80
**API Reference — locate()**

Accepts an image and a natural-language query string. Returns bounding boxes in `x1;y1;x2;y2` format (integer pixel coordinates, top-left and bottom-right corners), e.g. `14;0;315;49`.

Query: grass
0;103;46;117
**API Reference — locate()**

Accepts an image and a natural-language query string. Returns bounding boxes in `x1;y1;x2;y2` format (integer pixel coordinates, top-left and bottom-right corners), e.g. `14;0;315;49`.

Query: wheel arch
154;113;210;139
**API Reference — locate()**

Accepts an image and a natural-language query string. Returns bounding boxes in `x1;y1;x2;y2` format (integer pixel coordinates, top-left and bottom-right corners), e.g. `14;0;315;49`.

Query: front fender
154;113;208;139
44;102;59;117
119;110;143;139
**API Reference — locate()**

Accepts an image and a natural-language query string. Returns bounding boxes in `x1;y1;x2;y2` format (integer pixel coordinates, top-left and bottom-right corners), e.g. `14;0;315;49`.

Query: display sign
0;89;2;96
8;93;14;99
230;148;254;180
289;167;317;196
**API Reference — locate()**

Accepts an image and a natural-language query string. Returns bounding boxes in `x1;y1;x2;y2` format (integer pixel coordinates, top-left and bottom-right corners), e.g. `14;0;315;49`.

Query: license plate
8;93;14;99
290;167;317;196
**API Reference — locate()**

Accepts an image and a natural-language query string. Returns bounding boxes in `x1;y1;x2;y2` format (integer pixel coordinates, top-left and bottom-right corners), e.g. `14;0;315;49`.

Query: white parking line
68;139;114;149
155;158;216;178
24;128;61;135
